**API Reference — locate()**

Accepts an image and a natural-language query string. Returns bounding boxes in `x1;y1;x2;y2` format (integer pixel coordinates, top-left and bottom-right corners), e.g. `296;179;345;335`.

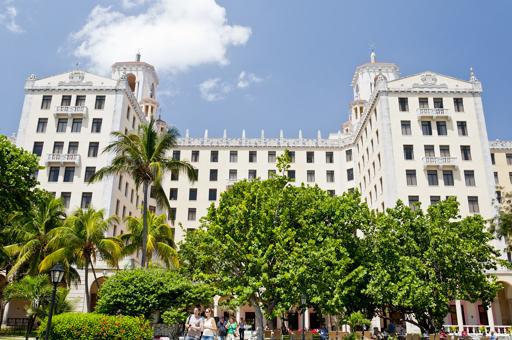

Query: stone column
1;302;10;326
487;304;495;332
213;296;220;318
305;308;310;330
456;300;464;333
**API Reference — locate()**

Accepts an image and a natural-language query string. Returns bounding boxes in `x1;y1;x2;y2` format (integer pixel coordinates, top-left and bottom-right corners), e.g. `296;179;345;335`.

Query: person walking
201;308;217;340
185;307;204;340
226;315;238;340
217;316;228;340
238;317;246;340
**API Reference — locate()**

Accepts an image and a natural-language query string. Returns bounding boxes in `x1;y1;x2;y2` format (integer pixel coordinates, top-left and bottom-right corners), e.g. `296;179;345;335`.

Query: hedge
37;313;153;340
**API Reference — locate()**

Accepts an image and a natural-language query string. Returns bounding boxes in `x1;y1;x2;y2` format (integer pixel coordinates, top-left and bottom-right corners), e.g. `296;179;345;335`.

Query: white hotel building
5;52;512;334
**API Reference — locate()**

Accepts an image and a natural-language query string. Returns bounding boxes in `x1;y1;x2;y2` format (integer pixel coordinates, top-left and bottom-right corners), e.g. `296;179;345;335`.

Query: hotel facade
5;52;512;334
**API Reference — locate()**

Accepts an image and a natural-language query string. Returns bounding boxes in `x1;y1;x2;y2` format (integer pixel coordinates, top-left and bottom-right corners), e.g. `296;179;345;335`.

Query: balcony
45;153;81;165
422;156;457;167
416;108;450;119
54;106;88;118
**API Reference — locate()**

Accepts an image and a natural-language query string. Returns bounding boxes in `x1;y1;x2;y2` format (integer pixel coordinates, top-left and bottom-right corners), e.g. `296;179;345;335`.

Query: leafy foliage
365;198;502;332
37;313;153;340
491;191;512;252
95;269;214;319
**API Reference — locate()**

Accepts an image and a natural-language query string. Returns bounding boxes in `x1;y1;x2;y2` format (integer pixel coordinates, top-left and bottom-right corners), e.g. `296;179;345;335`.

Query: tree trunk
251;298;264;340
89;256;100;291
141;181;149;268
25;314;34;340
84;257;91;313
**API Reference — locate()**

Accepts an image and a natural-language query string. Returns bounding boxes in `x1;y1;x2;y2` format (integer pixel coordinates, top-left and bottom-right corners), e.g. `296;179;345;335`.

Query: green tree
40;208;122;312
90;119;196;267
491;191;512;254
365;198;503;333
179;172;373;340
122;212;179;268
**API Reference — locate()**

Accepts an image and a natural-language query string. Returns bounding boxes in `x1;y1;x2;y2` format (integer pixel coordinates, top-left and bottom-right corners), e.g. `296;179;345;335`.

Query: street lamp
45;263;65;340
301;294;307;340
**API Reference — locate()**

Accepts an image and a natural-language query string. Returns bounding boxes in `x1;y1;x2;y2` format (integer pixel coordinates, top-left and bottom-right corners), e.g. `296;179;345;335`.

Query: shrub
37;313;153;340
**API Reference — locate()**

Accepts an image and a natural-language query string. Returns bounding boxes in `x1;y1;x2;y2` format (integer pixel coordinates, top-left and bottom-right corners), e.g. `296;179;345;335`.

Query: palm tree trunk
141;181;149;268
89;256;100;291
84;257;91;313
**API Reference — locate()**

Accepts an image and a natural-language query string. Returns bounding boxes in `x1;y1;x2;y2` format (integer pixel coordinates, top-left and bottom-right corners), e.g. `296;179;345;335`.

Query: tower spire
370;48;376;63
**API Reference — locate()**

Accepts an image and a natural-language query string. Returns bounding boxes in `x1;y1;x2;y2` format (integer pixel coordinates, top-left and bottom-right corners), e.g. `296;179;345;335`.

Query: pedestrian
201;308;217;340
185;307;204;340
239;317;246;340
490;331;496;340
226;315;238;340
217;316;228;340
319;324;329;340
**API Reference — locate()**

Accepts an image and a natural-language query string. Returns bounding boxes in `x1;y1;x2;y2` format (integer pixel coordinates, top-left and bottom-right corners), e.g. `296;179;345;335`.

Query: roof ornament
136;51;141;62
317;130;322;140
470;67;478;82
223;129;227;139
204;129;208;140
279;129;284;140
242;129;246;139
298;129;303;140
260;129;265;140
370;47;376;64
185;129;190;139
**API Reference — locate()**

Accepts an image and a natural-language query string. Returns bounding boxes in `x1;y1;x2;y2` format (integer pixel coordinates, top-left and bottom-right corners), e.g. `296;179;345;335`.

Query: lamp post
301;294;306;340
45;263;64;340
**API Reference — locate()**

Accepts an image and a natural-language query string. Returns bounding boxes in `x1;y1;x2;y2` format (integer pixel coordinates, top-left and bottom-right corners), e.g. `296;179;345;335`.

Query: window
268;151;276;163
306;151;314;163
347;168;354;181
406;170;417;186
510;172;512;184
126;107;131;120
61;192;71;209
443;170;454;186
326;152;334;163
210;151;218;162
209;169;218;181
427;170;439;186
346;149;352;162
268;170;276;178
461;146;472;160
48;167;59;182
168;208;176;223
494;172;499;184
191;151;199;162
209;189;217;201
229;151;238;163
94;95;105;110
408;196;420;210
63;167;75;182
464;170;476;186
81;192;92;209
132;116;136;129
457;121;468;136
91;118;102;133
84;167;96;182
327;190;335;196
497;191;502;204
67;142;78;154
307;170;315;183
491;153;495;164
36;118;47;133
172;150;181;161
229;169;237;181
507;154;512;165
440;145;450;157
249;151;257;163
75;95;86;106
130;189;134;203
189;188;197;201
326;170;335;183
398;98;409;112
248;170;257;179
401;121;411;135
419;98;429;109
169;188;178;200
56;118;67;132
287;170;296;180
421;121;432;135
403;145;414;160
433;98;444;108
188;208;197;221
430;196;441;205
118;175;123;190
424;145;435;157
436;121;447;136
33;142;44;156
41;95;52;109
71;119;82;133
61;95;71;106
454;98;464;112
171;170;179;181
468;196;480;213
125;182;130;197
88;142;99;157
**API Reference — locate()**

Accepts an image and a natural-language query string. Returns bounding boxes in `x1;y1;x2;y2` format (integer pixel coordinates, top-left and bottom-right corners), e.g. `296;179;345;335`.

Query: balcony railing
54;106;88;118
422;156;457;167
417;108;450;118
443;324;511;335
45;153;81;165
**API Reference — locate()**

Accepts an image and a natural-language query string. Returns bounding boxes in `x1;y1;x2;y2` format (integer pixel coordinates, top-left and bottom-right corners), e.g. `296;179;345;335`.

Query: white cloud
120;0;147;9
72;0;252;74
237;71;262;89
0;5;23;33
199;78;232;102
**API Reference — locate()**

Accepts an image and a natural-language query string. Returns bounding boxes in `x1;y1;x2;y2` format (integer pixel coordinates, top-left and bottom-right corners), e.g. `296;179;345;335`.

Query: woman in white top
201;308;217;340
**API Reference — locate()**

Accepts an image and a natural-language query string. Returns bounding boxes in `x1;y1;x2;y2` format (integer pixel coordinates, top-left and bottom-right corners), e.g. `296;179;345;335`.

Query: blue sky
1;0;511;140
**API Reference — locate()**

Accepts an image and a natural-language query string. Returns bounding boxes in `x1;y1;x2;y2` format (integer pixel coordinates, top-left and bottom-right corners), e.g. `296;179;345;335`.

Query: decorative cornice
177;136;353;149
489;140;512;150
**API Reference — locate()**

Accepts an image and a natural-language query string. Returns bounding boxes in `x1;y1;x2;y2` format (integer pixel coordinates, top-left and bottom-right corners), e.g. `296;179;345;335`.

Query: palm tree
90;118;196;267
40;208;122;312
3;194;66;279
122;212;179;268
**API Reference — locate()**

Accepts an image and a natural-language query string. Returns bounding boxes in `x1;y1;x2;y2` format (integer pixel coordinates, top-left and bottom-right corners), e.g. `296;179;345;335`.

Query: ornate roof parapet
489;140;512;150
470;67;483;91
177;136;353;149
